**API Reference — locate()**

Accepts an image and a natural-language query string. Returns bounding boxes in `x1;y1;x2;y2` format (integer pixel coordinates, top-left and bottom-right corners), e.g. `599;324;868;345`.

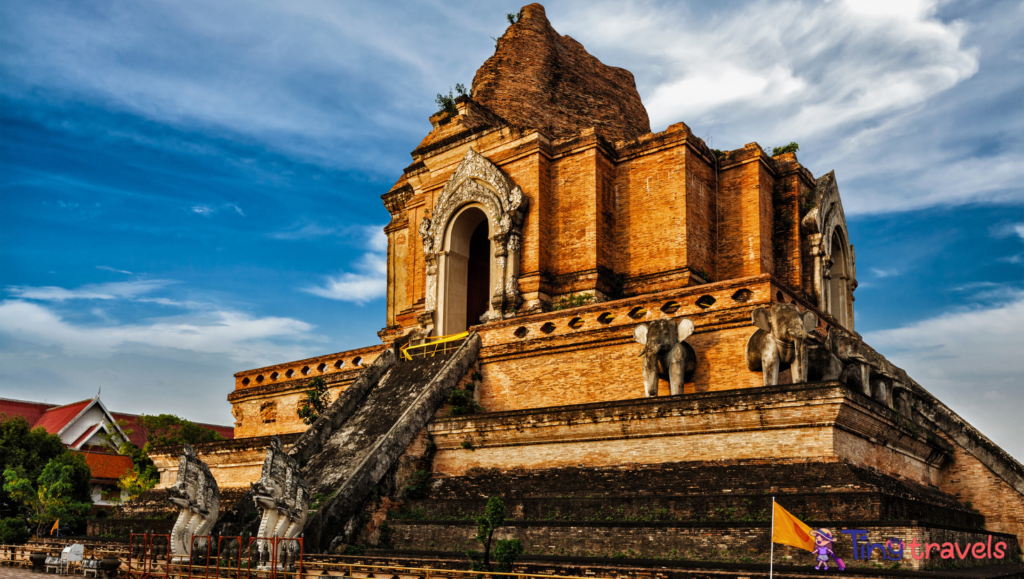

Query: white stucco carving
418;148;529;331
251;436;308;569
167;443;220;560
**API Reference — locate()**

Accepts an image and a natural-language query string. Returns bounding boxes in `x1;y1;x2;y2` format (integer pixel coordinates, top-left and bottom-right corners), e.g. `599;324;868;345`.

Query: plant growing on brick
467;496;516;571
770;142;799;156
401;469;431;499
435;84;467;115
297;377;331;425
448;388;483;416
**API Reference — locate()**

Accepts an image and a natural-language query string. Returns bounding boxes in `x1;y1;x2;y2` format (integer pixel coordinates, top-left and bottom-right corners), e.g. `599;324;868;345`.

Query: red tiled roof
110;413;233;447
32;399;93;434
76;451;134;481
0;398;56;425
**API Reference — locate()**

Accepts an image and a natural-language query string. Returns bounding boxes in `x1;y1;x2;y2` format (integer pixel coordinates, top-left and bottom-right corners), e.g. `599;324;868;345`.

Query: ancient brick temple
147;3;1023;571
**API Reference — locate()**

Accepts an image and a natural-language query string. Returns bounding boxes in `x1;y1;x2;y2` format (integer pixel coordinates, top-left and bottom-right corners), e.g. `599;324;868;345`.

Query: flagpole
769;497;775;579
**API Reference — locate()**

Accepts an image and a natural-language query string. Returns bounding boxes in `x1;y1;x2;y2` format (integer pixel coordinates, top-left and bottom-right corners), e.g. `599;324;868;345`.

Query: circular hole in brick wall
241;377;250;386
514;326;528;338
334;360;344;370
285;369;294;379
568;317;584;329
627;306;647;319
255;374;264;383
317;362;327;373
731;289;753;303
540;322;556;334
301;366;310;376
695;295;717;309
776;291;785;303
597;312;614;324
660;301;680;314
270;372;279;381
353;356;363;366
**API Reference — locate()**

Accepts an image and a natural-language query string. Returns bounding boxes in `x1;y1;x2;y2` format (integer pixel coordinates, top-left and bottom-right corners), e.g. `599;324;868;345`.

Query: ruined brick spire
471;3;651;143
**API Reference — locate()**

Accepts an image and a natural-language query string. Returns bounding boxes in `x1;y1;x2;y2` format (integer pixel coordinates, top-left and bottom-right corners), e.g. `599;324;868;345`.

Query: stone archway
418;148;529;335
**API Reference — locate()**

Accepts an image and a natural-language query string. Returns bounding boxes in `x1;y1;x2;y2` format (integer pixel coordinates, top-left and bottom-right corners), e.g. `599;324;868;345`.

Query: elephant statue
633;317;697;397
745;303;818;386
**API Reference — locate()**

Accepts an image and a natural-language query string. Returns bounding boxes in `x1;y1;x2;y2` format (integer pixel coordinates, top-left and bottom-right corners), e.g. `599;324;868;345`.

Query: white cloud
864;290;1024;457
303;225;387;304
565;0;978;138
304;252;386;305
0;299;314;363
7;279;175;301
871;268;900;278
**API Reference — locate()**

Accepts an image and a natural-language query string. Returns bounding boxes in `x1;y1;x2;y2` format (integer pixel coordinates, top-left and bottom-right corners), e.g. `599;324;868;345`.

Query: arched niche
419;148;529;335
827;227;852;328
801;170;858;331
437;205;494;334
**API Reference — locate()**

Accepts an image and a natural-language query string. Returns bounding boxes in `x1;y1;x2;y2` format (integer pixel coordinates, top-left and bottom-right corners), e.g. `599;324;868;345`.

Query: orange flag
50;519;59;536
772;501;815;552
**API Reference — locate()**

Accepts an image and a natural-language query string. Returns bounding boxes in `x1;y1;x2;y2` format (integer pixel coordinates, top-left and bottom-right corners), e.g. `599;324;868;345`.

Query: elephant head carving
633;317;697;397
745;303;818;386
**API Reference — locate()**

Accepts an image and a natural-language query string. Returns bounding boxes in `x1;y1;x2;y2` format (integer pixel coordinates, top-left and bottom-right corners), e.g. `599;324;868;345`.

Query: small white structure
45;544;83;574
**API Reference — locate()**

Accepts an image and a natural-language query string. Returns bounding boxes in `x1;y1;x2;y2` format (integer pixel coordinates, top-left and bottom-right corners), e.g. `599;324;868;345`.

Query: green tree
0;416;91;516
133;414;225;452
3;460;92;537
468;496;508;570
115;464;158;503
297;377;332;425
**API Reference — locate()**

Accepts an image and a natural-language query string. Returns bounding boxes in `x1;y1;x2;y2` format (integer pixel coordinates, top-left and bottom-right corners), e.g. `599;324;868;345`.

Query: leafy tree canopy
3;460;92;537
133;414;225;453
0;416;91;516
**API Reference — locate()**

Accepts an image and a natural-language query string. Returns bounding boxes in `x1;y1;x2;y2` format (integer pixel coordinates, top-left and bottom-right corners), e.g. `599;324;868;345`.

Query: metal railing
401;332;469;361
125;534;303;579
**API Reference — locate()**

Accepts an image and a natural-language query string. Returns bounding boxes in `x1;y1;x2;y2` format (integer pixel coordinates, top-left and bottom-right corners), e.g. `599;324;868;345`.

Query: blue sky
1;1;1021;457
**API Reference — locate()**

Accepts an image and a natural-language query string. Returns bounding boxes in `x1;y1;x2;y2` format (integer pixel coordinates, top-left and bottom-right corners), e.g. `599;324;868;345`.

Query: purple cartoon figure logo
811;528;846;571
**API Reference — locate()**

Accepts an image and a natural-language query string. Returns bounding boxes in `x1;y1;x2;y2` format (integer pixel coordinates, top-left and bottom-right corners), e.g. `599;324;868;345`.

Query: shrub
0;517;30;545
448;389;483;416
435;84;467;115
770;142;799;157
493;538;524;571
402;469;431;499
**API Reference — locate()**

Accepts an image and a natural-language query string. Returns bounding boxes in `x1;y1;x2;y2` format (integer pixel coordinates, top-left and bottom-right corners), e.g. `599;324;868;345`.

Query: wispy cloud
190;203;244;217
7;279;176;301
0;299;314;363
871;268;900;279
303;227;387;304
96;265;133;275
864;290;1024;457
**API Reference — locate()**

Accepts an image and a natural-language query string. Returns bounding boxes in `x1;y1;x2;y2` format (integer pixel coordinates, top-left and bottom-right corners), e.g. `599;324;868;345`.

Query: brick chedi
471;3;650;143
155;3;1024;571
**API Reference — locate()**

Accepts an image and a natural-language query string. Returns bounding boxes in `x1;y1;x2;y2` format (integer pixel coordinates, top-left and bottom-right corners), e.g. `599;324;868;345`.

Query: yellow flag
50;519;59;535
772;501;815;552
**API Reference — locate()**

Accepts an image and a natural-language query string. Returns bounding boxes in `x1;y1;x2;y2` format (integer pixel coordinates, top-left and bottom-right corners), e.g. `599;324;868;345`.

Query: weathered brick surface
471;4;650;144
388;520;1018;571
427;383;949;483
228;344;385;437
